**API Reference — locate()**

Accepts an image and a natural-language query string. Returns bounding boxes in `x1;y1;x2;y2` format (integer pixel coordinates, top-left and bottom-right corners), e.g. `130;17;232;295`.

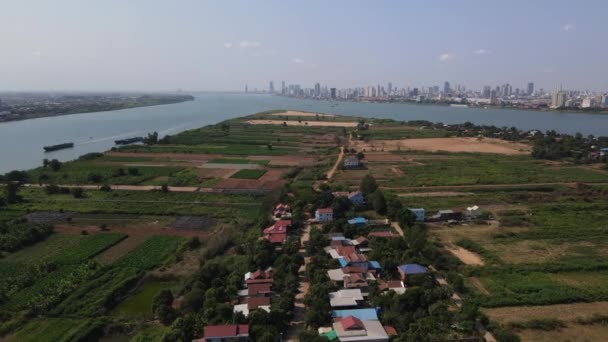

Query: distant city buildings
254;79;607;111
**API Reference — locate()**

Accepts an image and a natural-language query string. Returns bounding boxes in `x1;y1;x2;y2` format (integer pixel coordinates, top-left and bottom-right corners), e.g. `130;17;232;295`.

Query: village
196;152;486;342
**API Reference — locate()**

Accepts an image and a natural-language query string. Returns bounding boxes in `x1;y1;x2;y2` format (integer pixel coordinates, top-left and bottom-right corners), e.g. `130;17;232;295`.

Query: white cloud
563;24;575;32
223;42;233;49
239;40;261;48
472;48;490;55
291;57;304;64
438;53;454;61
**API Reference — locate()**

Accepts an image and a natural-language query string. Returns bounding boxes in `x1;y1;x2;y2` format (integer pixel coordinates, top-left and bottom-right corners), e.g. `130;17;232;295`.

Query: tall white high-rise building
551;87;568;108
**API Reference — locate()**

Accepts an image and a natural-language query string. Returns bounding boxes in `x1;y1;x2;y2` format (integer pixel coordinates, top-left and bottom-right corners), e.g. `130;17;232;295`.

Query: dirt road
285;224;312;341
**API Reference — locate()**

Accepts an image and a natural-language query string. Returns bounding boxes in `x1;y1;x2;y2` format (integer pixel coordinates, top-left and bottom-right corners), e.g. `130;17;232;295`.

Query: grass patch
6;318;103;342
116;236;183;270
111;280;177;319
208;158;269;165
230;169;267;179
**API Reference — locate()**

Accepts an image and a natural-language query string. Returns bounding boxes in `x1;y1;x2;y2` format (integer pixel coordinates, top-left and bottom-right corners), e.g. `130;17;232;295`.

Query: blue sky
1;0;606;92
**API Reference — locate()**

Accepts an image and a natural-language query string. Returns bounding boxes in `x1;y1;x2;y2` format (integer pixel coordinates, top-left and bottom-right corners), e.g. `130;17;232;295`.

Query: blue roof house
397;264;428;281
408;208;425;222
348;217;367;226
332;308;378;321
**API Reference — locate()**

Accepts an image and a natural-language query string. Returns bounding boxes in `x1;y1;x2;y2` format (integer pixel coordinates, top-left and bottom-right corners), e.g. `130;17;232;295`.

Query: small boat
115;137;144;145
43;142;74;152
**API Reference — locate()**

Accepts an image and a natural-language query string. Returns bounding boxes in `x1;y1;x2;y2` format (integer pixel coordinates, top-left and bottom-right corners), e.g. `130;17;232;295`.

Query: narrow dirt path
325;133;351;182
391;221;405;237
470;277;491;295
285;224;312;341
447;244;485;266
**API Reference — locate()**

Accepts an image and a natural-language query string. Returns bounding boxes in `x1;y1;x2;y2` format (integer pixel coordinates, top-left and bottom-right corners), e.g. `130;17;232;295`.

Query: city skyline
1;1;607;92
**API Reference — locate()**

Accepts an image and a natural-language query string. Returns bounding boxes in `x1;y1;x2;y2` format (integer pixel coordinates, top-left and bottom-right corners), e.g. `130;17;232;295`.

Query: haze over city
1;0;607;92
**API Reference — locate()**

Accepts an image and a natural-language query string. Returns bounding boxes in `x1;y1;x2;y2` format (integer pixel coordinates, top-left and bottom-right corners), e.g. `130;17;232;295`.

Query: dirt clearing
246;119;358;127
271;110;335;117
351;137;530;155
447;245;485;266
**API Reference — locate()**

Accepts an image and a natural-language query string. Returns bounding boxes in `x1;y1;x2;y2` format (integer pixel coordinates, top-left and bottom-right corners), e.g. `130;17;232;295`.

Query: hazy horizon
2;0;607;92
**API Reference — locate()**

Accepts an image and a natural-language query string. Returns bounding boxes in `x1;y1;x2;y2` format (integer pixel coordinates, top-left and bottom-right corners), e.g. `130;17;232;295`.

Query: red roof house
340;315;365;330
198;324;249;341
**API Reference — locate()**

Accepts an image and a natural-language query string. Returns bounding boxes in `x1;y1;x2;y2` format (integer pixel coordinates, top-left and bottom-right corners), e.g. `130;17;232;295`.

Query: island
0;92;195;123
0;110;607;342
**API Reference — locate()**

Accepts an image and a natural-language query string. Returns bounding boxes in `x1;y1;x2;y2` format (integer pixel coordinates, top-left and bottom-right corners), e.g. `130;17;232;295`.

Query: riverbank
277;94;608;115
0;93;194;123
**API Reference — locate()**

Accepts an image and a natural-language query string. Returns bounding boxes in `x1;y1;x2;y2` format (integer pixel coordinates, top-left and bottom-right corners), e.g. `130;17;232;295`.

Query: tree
99;184;111;192
87;173;103;183
160;184;169;193
114;168;126;177
5;182;21;204
127;168;139;176
370;190;387;215
152;289;175;325
43;158;49;168
360;174;378;195
145;131;159;145
38;174;49;185
49;159;62;172
356;151;365;160
398;208;416;229
4;170;27;183
71;187;85;198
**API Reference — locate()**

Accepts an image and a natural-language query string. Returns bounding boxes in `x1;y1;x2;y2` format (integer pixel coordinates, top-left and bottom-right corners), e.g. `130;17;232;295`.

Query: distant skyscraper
483;86;491;98
330;88;336;99
245;85;248;93
527;82;534;96
269;81;274;93
388;82;393;95
551;87;567;108
443;81;450;94
281;81;286;95
314;83;321;97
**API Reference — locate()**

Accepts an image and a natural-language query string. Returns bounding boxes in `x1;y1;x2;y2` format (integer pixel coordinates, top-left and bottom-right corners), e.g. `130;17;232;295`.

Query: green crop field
6;318;102;342
50;233;127;265
52;266;142;316
471;271;608;307
26;161;187;186
207;158;269;165
14;187;264;219
230;169;267;179
116;236;183;270
0;233;84;265
111;280;178;319
388;154;608;187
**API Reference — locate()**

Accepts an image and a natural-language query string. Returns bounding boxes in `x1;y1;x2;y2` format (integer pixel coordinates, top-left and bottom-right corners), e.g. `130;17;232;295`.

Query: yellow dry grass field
517;325;608;342
271;110;335;117
246;119;358;127
351;137;530;155
483;301;608;324
398;191;474;198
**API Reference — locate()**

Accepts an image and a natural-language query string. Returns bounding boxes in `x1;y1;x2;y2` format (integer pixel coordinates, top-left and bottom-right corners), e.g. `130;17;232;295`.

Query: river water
1;92;607;173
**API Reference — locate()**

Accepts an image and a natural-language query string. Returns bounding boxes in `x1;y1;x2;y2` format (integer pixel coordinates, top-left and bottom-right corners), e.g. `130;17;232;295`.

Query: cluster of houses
314;191;366;223
318;230;429;341
233;267;273;317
